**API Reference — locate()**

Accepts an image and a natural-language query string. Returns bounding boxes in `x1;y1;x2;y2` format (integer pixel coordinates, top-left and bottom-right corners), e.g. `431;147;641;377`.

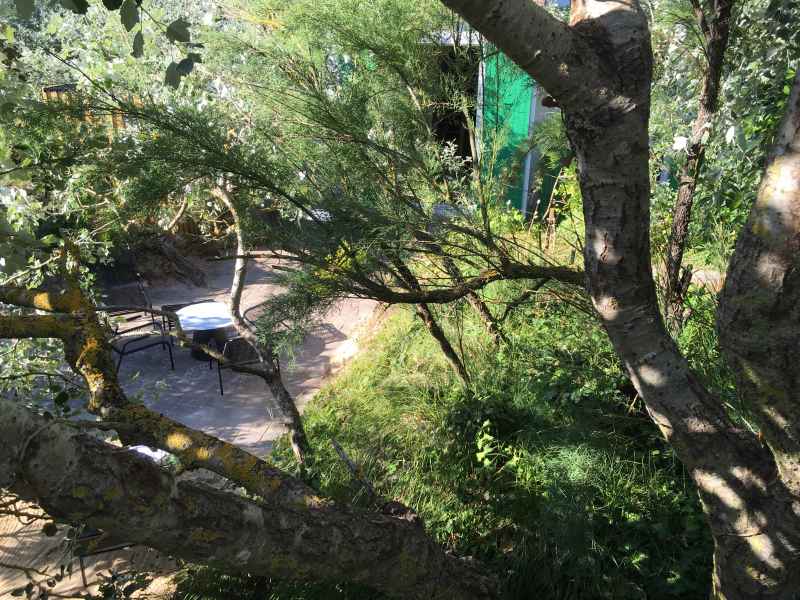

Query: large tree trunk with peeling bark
442;0;800;596
664;0;734;331
0;400;495;600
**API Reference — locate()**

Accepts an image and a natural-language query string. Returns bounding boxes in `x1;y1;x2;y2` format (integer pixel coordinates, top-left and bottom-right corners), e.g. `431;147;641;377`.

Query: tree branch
439;0;610;112
367;263;583;304
209;185;311;464
0;286;85;313
0;314;79;339
0;400;496;600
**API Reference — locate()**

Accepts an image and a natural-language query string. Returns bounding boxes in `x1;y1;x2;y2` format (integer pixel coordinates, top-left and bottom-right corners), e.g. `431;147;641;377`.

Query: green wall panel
481;51;535;212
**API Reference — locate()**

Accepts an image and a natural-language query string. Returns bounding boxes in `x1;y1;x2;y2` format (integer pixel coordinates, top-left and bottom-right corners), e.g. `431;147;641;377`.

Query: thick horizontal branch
0;314;79;340
1;401;496;600
367;263;583;304
104;403;318;507
0;286;85;313
439;0;609;111
59;304;308;498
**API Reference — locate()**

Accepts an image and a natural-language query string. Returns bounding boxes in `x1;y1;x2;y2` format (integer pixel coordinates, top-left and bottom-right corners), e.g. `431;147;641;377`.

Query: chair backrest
99;283;149;315
162;299;213;316
223;337;260;365
135;278;153;309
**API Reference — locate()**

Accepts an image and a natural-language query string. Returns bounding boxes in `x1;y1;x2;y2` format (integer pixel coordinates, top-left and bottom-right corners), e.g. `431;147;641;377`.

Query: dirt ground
1;256;379;598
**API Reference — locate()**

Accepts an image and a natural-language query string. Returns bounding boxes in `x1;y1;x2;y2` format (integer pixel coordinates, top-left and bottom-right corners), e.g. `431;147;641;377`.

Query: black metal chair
71;528;135;587
216;336;261;395
110;329;174;374
99;278;158;336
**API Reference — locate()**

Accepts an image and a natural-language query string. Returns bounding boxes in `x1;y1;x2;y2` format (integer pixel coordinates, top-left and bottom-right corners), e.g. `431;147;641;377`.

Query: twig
331;438;378;504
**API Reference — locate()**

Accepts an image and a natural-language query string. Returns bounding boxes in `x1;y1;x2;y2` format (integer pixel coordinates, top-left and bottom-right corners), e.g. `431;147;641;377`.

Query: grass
175;289;716;600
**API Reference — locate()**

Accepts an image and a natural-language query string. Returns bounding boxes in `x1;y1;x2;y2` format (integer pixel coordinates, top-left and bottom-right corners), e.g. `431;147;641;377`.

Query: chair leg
218;364;224;396
115;354;123;375
166;342;175;370
79;555;88;588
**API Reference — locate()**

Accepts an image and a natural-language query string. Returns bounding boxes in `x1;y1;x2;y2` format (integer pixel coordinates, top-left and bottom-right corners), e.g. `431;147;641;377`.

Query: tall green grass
176;293;715;599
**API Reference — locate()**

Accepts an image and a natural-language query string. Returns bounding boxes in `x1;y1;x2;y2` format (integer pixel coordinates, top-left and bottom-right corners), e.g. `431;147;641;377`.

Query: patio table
176;301;234;359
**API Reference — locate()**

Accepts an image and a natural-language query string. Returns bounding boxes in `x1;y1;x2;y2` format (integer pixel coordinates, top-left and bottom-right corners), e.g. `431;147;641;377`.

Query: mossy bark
0;400;496;600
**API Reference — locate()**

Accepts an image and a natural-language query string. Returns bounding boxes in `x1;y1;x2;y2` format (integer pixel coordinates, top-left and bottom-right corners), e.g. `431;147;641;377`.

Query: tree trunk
0;399;496;600
442;0;800;596
166;193;189;232
717;71;800;496
664;0;734;331
714;74;800;596
0;284;496;598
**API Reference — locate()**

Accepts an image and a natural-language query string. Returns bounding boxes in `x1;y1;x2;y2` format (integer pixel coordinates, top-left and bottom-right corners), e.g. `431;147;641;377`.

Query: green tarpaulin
481;51;535;213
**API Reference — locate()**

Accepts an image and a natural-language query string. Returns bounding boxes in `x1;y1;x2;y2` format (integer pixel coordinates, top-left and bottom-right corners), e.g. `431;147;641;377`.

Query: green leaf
119;0;139;32
102;0;124;9
131;31;144;58
166;18;191;43
59;0;89;14
3;25;13;43
40;234;59;246
164;62;181;88
176;57;194;76
15;0;35;20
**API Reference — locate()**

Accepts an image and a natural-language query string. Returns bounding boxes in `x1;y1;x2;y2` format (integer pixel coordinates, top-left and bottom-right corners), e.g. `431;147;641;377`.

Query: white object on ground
176;301;234;332
131;445;170;462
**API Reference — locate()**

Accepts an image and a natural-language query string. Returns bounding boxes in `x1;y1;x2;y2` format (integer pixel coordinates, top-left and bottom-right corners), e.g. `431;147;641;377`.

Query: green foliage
649;0;800;268
264;296;716;599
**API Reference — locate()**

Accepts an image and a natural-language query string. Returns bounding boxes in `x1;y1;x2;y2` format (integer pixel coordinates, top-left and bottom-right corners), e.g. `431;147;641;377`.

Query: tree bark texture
0;400;496;600
442;0;800;596
664;0;734;330
717;72;800;496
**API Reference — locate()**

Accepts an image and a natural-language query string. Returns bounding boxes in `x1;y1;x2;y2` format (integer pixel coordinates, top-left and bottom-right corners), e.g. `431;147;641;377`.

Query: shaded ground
1;256;379;598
